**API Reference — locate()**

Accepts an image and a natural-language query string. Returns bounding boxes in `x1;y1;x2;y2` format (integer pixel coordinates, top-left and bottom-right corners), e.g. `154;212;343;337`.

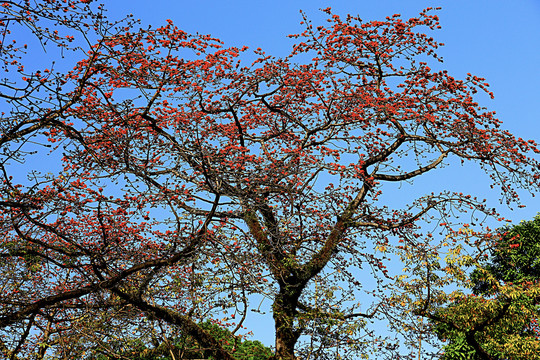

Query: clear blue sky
95;0;540;347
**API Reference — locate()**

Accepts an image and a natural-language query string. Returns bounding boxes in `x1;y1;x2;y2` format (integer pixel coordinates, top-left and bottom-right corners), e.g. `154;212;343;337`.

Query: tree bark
272;288;301;360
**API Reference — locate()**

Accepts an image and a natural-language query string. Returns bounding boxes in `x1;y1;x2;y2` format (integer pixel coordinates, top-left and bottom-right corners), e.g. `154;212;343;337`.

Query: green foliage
433;215;540;360
197;322;273;360
438;334;477;360
472;215;540;295
94;321;273;360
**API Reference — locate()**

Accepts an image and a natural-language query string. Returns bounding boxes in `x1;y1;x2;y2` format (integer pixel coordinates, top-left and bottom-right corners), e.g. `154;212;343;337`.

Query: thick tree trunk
272;290;301;360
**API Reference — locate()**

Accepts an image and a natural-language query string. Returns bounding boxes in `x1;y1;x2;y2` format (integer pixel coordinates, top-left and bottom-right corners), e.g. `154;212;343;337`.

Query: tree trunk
272;290;301;360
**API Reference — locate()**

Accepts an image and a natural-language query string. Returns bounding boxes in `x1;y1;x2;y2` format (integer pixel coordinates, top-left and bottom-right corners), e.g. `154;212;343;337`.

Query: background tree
430;215;540;360
1;2;539;360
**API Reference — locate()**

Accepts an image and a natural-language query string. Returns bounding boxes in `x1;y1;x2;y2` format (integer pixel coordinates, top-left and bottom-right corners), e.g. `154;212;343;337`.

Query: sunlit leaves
431;215;540;359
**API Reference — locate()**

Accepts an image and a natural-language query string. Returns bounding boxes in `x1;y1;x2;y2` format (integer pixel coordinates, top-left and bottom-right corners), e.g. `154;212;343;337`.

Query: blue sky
93;0;540;347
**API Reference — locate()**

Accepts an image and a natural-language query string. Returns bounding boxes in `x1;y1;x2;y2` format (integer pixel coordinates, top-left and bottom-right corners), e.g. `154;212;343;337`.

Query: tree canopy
0;1;539;359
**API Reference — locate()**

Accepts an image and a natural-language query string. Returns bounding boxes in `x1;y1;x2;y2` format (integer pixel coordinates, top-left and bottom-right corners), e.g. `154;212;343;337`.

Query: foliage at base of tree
93;322;273;360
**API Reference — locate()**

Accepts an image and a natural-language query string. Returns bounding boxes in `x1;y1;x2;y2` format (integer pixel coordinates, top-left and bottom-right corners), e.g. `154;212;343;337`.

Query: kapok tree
1;3;539;360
